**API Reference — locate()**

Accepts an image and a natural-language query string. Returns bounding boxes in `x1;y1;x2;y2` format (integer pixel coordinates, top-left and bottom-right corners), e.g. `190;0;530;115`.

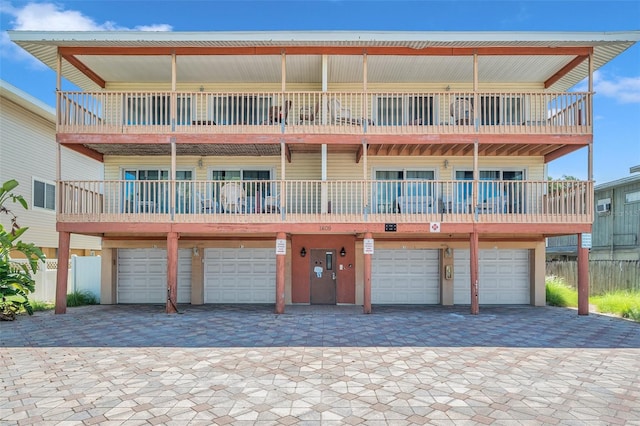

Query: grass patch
545;276;578;307
30;300;54;312
546;275;640;322
66;290;98;307
591;291;640;321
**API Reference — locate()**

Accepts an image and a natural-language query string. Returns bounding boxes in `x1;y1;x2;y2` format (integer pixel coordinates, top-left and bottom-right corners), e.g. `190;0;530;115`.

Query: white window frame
373;168;437;213
32;177;56;212
371;94;440;126
625;190;640;204
120;167;195;213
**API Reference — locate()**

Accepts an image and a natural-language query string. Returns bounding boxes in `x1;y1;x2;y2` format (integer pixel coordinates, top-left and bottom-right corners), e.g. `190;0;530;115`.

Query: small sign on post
275;239;287;255
581;233;592;249
363;238;374;255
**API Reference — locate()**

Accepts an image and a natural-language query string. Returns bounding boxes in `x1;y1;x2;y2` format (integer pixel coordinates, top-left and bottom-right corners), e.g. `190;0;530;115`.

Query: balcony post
275;232;286;314
166;232;179;314
54;231;71;314
470;230;479;315
363;232;372;314
577;233;590;315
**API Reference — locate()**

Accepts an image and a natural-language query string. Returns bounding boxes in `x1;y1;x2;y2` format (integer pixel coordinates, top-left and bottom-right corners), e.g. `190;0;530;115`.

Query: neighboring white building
0;80;102;258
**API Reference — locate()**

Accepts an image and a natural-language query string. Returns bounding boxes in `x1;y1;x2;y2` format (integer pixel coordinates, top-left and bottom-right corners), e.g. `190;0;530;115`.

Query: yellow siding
367;156;544;180
282;153;322;180
105;153;544;182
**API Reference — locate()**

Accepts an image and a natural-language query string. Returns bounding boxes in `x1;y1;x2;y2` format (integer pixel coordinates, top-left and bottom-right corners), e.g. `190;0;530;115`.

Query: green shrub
1;179;46;321
545;276;578;307
66;290;98;307
591;291;640;321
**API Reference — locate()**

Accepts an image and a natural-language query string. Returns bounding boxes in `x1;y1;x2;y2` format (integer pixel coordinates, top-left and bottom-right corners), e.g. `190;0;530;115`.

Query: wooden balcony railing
57;91;592;135
58;179;593;225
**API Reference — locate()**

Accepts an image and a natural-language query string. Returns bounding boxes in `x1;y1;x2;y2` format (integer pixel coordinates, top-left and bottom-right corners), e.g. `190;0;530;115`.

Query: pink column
470;231;479;315
363;232;372;314
55;231;71;314
577;233;590;315
166;232;179;314
275;232;286;314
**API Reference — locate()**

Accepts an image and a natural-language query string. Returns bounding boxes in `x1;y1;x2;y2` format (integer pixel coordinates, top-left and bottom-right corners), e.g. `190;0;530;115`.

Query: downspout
56;50;62;217
363;53;369;218
170;54;177;220
610;188;615;260
321;54;328;214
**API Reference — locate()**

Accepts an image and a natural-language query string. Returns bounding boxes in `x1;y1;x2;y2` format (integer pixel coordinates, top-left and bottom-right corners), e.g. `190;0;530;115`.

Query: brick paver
1;304;639;424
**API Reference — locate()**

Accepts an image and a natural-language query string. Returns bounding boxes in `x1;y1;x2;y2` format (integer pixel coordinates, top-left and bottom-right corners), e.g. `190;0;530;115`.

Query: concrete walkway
1;305;639;425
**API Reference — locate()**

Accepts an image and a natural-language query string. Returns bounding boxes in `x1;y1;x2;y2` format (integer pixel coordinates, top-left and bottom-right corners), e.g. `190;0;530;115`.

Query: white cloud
574;70;640;104
3;1;173;31
1;1;172;64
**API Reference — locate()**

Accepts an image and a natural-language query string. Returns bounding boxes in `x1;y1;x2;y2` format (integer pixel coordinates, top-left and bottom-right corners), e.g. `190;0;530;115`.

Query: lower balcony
58;179;593;227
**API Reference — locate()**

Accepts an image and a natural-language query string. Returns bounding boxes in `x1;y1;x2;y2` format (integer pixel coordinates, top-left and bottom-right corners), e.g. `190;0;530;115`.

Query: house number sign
320;225;332;231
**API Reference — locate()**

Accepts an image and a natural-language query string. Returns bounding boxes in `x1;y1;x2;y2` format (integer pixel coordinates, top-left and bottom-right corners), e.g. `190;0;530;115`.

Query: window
124;95;191;125
122;169;193;213
409;96;436;125
33;179;55;211
479;96;524;125
375;170;435;213
375;96;403;126
209;95;271;125
211;169;273;213
455;170;525;213
374;95;438;126
626;190;640;204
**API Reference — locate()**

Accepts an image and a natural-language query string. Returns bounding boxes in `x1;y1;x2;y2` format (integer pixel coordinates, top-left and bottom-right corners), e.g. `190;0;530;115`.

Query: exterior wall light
340;247;346;257
300;247;306;257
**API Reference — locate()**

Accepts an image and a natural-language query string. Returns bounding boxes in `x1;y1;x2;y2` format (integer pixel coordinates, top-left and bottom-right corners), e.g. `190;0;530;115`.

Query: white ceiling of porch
9;31;638;92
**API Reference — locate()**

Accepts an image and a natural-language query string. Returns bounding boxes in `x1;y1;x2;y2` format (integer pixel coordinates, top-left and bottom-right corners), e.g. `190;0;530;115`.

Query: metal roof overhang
8;30;639;92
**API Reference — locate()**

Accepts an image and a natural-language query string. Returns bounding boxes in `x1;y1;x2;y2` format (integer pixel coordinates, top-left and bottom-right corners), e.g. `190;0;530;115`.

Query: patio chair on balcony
479;197;506;214
450;98;474;125
264;193;280;213
397;195;433;214
220;182;246;213
299;102;319;124
196;192;218;214
269;100;292;125
329;97;356;125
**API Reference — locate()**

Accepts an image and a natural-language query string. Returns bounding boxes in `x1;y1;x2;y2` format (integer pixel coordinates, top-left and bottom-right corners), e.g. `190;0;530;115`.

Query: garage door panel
453;249;529;305
372;249;439;304
204;248;275;303
118;249;192;304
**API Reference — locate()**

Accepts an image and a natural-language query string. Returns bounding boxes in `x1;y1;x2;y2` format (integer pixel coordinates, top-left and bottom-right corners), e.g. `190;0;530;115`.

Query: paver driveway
1;304;639;425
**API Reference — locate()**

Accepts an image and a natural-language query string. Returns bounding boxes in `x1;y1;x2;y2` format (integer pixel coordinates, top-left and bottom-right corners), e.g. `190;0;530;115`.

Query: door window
375;170;435;213
122;169;192;213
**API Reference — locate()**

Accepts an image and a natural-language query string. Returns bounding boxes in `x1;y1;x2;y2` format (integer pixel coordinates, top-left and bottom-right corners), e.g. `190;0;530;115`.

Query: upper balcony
58;90;591;138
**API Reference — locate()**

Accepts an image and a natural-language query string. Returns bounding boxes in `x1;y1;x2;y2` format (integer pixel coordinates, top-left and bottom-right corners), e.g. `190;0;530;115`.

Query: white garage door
453;249;530;304
118;248;192;303
372;249;440;304
204;248;276;303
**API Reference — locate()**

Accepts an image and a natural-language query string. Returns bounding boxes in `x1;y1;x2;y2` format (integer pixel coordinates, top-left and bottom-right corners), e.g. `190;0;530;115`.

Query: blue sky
1;0;639;183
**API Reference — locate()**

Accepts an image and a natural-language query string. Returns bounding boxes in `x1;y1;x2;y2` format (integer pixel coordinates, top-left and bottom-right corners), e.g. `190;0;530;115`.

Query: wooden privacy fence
546;260;640;294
